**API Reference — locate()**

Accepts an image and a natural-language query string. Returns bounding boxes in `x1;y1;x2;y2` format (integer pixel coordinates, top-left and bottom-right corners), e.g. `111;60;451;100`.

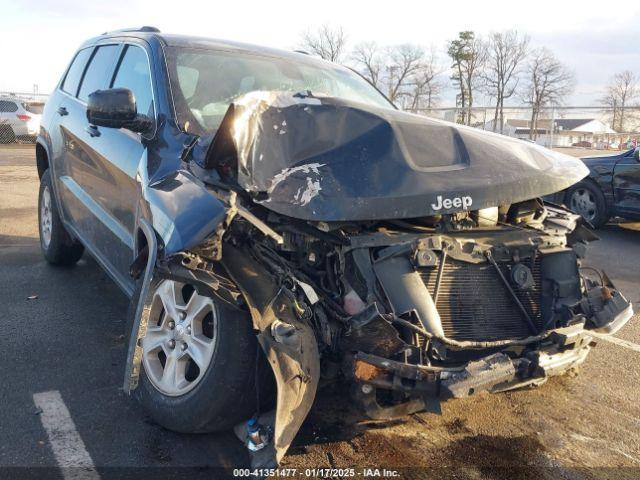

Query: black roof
160;33;315;60
83;29;326;65
555;119;594;130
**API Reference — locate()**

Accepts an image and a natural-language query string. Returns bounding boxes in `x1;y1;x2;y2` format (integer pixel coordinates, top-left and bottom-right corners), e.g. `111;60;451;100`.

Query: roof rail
101;26;161;35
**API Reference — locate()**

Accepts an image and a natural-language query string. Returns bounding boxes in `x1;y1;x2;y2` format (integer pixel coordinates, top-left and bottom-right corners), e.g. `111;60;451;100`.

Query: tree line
299;26;639;134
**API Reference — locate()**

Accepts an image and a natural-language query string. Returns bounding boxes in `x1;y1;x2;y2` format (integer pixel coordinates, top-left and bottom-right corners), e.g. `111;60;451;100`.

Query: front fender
137;154;226;255
123;218;158;393
222;243;320;468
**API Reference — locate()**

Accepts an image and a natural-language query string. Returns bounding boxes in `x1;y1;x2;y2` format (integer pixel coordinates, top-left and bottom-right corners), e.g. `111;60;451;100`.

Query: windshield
166;46;394;135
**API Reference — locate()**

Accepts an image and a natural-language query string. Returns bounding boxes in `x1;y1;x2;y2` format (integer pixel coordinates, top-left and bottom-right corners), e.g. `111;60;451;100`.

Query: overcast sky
2;0;639;105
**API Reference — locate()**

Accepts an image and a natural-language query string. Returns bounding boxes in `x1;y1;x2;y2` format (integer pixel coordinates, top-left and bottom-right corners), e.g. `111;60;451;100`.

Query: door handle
56;106;68;116
85;125;101;137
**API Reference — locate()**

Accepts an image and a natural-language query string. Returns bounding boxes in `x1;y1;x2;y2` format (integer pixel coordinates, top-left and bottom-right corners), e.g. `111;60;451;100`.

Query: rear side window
78;45;120;102
61;48;92;96
0;100;19;112
111;45;154;117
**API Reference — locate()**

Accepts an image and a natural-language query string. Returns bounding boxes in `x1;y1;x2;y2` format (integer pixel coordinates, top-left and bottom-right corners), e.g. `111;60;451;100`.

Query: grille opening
420;257;542;341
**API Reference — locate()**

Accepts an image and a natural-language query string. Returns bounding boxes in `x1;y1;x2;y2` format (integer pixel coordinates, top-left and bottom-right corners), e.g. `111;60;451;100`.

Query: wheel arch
35;141;49;179
564;177;608;207
124;218;160;393
134;225;151;261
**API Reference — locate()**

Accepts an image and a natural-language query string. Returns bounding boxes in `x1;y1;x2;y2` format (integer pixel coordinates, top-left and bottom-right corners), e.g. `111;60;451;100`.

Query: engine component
343;288;366;315
540;249;583;326
511;263;535;290
342;304;408;357
373;255;445;337
473;206;499;226
419;256;543;341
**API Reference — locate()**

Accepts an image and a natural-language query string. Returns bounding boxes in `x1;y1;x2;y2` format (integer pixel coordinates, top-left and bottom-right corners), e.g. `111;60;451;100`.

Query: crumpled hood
209;91;589;221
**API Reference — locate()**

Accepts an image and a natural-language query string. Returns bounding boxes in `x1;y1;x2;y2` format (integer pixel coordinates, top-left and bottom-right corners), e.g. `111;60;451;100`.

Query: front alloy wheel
142;279;217;396
133;276;266;433
569;187;598;222
565;180;608;228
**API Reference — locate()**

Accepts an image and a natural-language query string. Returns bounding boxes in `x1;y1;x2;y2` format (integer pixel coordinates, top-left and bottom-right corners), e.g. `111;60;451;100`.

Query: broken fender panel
123;218;158;394
222;243;320;467
208;91;589;221
137;154;226;254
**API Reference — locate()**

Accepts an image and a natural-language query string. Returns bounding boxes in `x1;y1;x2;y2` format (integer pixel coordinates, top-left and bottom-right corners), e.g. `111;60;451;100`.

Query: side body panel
584;158;616;208
612;153;640;218
39;33;229;297
55;42;140;293
582;151;640;220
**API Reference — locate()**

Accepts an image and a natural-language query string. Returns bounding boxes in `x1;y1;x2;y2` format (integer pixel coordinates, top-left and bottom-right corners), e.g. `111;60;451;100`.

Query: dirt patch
445;417;471;435
435;434;549;479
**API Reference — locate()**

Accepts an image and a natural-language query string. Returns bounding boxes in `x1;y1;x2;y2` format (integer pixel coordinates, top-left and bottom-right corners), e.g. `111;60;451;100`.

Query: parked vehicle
0;96;41;143
36;28;633;468
550;148;640;227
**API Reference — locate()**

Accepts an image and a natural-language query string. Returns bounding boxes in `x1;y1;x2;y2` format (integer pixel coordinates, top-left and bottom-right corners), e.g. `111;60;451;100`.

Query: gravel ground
0;145;638;479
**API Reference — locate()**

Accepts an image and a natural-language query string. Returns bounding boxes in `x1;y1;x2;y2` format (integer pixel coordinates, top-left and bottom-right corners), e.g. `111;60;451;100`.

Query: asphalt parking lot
1;144;639;479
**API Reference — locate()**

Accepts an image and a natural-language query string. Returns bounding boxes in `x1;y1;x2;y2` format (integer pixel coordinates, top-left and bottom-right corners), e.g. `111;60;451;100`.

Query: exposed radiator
419;258;543;341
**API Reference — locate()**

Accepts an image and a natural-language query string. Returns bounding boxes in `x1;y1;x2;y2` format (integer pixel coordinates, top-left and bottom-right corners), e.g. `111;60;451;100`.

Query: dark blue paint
37;31;227;297
578;150;640;220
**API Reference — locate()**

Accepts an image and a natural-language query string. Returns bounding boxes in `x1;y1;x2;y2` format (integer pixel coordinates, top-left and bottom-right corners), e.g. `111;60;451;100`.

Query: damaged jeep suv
38;27;633;467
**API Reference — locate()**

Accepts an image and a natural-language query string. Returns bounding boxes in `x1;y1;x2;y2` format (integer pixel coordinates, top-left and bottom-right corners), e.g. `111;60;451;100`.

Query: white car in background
0;96;42;143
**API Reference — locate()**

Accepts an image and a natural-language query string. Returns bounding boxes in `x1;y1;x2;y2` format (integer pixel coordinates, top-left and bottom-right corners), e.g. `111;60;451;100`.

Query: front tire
133;278;262;433
565;180;609;228
38;170;84;265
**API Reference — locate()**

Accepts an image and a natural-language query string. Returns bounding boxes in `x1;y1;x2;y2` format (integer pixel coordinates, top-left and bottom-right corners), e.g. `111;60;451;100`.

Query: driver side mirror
634;147;640;162
86;88;152;134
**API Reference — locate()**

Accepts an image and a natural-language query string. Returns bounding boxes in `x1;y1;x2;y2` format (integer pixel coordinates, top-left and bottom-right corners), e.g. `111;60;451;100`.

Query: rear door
51;46;96;231
612;150;640;217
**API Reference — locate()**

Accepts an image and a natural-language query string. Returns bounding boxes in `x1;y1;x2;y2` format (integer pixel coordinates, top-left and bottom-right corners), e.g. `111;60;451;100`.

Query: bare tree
384;44;425;104
351;43;442;110
524;48;574;139
448;31;486;125
482;30;529;133
601;71;638;132
601;90;620;132
300;24;347;63
351;42;384;88
406;48;443;112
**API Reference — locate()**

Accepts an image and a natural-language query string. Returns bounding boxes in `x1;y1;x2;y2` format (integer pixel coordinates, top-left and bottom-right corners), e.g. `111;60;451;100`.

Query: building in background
481;117;632;149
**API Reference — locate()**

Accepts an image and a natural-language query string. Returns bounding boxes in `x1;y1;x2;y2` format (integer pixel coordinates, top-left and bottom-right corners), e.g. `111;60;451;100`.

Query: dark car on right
560;147;640;227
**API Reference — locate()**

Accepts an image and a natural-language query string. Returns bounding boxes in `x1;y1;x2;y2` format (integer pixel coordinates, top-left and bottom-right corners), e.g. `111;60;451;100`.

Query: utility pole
550;107;556;148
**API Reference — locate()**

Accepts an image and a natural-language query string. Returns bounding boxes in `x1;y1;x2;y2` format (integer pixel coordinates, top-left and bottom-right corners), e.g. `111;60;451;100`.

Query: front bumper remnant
351;304;631;418
440;344;591;399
